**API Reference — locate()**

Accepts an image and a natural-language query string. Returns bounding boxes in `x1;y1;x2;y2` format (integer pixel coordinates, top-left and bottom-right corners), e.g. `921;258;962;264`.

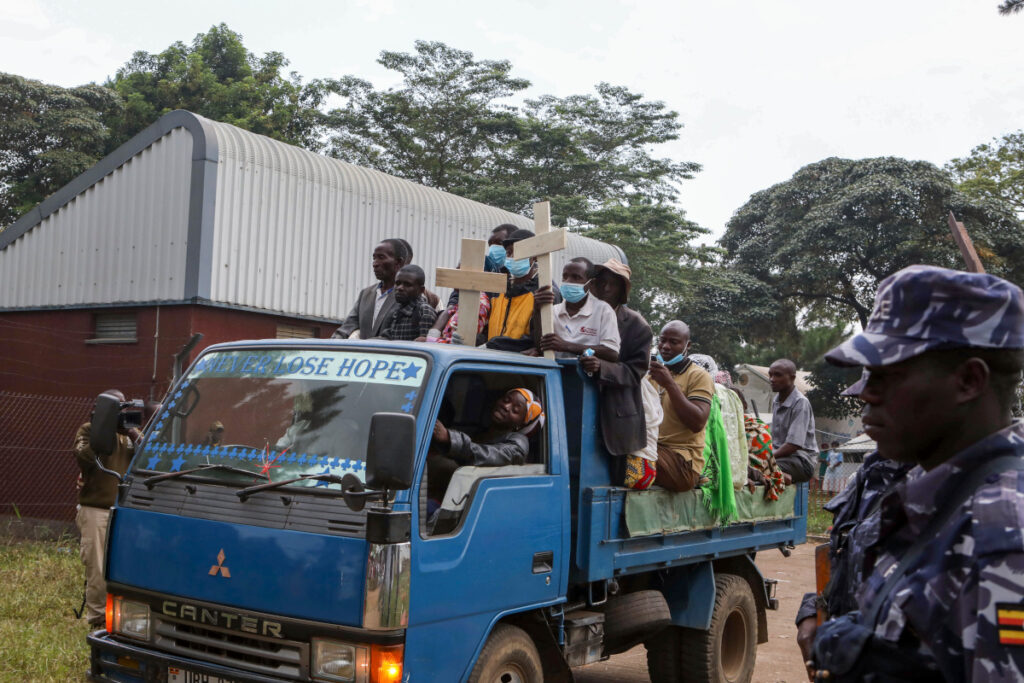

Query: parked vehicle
86;339;805;682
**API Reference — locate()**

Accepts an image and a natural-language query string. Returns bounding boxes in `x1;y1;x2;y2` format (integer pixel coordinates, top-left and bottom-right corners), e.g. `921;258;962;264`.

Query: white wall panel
206;121;623;320
0;128;193;308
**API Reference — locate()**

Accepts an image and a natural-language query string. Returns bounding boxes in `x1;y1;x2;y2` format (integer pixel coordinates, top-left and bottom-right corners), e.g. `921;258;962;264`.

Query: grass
807;503;833;536
0;535;91;682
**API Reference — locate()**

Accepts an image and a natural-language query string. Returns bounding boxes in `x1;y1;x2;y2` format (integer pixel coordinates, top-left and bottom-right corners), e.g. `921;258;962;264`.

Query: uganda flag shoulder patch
997;603;1024;646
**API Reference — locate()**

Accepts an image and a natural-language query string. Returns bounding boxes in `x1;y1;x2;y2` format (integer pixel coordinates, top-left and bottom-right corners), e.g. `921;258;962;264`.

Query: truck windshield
134;348;427;490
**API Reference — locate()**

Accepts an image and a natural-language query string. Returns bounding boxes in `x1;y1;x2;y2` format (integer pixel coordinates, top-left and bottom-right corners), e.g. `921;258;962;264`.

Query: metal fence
808;461;863;512
0;391;93;522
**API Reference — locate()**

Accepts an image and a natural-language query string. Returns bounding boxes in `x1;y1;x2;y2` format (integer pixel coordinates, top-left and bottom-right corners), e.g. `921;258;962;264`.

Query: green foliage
325;41;704;320
105;24;337;152
0;537;90;681
945;130;1024;218
806;358;864;420
326;40;528;192
720;157;1024;329
0;73;123;228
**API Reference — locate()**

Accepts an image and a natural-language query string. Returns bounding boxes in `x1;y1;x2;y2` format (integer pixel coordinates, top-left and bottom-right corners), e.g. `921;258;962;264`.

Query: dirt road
574;542;815;683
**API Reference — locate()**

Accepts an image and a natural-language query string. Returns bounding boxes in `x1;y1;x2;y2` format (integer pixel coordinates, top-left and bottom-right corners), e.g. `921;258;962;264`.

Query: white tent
839;432;876;454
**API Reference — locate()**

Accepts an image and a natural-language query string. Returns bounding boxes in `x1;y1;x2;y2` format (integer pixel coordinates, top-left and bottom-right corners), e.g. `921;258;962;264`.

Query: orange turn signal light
370;643;403;683
105;594;114;633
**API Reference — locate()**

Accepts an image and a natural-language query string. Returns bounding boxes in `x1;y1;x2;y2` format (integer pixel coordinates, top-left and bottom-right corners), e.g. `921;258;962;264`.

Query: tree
945;130;1024;219
326;41;705;317
720;157;1024;329
998;0;1024;15
105;24;337;152
0;73;122;229
326;40;528;194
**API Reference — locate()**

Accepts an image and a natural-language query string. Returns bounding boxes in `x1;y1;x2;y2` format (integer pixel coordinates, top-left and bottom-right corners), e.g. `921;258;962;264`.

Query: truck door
404;366;569;679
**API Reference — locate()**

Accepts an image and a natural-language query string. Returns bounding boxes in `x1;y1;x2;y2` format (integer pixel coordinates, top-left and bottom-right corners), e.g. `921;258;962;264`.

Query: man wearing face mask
648;321;715;492
539;257;620;361
485;229;552;352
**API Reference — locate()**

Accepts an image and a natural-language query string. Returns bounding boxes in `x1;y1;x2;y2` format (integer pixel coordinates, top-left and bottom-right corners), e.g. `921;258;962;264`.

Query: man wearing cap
578;259;654;471
808;265;1024;682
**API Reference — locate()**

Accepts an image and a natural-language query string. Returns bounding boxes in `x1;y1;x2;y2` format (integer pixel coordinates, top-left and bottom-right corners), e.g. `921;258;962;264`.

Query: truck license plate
168;666;231;683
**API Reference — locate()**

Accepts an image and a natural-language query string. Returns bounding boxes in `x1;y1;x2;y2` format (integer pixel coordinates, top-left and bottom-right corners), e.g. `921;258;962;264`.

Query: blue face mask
560;282;587;303
657;349;688;366
486;244;506;270
506;257;532;277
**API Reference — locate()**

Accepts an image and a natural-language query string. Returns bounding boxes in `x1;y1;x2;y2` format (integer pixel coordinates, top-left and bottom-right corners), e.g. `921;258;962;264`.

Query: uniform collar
562;294;593;317
885;420;1024;535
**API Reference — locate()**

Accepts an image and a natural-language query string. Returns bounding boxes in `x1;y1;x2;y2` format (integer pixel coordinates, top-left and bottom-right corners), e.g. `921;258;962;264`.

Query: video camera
118;399;145;430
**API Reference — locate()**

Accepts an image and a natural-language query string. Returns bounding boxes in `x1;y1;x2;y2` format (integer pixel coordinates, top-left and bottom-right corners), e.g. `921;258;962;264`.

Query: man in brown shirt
648;321;714;492
73;390;139;625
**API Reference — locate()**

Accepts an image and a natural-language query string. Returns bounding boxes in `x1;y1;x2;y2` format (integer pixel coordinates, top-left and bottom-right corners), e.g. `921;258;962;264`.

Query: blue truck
86;339;806;683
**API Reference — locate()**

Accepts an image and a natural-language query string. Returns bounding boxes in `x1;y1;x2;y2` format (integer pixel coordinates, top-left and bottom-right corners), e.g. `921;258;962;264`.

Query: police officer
795;369;914;679
809;265;1024;682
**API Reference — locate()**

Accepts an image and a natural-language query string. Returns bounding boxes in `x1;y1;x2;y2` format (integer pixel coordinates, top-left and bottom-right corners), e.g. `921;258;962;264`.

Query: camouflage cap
825;265;1024;367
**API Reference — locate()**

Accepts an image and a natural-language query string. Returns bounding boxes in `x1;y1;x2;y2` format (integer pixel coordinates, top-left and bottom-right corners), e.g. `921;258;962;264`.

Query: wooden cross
513;201;568;361
435;239;507;345
947;211;985;273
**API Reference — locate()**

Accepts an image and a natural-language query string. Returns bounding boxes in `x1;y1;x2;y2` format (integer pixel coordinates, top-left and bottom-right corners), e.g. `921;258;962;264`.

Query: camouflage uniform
795;451;913;624
814;265;1024;682
845;421;1024;681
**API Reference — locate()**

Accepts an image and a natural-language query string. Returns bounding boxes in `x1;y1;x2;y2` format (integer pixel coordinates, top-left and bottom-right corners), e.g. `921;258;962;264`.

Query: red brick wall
0;304;336;521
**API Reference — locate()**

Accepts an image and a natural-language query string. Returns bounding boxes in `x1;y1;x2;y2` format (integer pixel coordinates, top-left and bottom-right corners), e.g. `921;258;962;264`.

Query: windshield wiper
236;473;347;502
144;464;269;489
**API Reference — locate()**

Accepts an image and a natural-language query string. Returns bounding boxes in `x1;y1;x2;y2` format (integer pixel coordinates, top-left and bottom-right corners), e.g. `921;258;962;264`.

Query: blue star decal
170;455;186;472
401;363;421;381
401;402;413;412
404;390;417;401
297;454;307;464
286;452;296;463
147;455;161;469
174;390;183;399
353;461;365;472
315;467;333;487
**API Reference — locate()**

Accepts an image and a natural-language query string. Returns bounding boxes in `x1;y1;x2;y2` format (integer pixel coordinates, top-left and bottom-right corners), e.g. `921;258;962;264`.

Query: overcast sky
3;0;1022;240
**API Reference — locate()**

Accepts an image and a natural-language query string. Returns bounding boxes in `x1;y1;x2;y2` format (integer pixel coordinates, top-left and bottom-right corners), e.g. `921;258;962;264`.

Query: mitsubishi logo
209;549;231;578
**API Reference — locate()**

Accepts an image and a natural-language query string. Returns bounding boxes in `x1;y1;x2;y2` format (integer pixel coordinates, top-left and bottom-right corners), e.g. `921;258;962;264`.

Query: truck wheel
601;589;672;656
468;624;543;683
645;574;757;683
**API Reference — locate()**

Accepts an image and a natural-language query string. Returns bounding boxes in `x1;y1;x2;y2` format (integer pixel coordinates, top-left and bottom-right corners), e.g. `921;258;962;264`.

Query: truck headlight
108;596;150;641
312;638;369;682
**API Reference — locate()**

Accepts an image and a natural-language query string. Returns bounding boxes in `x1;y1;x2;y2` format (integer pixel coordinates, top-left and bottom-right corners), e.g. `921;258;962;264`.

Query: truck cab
88;339;805;683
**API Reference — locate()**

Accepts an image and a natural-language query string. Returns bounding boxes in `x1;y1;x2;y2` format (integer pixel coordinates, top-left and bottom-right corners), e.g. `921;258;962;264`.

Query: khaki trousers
77;505;111;625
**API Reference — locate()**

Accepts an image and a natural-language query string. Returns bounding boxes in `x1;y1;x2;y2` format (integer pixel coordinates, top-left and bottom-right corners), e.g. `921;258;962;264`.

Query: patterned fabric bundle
624;455;657;490
439;293;490;343
698;394;737;523
745;415;785;501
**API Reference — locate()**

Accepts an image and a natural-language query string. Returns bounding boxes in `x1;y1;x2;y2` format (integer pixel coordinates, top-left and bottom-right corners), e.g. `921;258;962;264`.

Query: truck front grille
154;616;306;679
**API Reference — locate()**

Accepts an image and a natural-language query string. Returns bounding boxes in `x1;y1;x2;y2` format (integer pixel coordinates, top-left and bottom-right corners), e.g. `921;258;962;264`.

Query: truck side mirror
89;393;121;456
365;412;416;491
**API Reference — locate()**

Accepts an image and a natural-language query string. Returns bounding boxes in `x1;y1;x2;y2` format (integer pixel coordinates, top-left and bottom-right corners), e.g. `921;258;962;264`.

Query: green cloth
698;394;737;523
623;486;798;537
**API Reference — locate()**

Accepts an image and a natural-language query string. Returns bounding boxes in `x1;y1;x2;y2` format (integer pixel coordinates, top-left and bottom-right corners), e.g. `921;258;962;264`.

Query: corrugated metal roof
0;127;193;308
0;110;626;320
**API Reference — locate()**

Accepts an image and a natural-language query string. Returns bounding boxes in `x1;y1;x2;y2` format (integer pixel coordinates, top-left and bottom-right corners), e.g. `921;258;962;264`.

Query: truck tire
601;589;672;656
645;574;757;683
468;624;543;683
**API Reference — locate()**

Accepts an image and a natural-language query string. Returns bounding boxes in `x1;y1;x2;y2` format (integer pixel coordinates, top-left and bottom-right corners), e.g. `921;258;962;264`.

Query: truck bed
559;361;807;584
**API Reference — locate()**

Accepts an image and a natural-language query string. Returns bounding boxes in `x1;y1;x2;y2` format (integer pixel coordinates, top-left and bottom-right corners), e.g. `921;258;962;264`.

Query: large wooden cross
435;239;507;345
513;201;568;360
947;211;985;273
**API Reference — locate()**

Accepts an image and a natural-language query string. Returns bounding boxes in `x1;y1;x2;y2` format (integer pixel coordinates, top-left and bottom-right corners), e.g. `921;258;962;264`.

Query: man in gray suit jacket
332;240;409;339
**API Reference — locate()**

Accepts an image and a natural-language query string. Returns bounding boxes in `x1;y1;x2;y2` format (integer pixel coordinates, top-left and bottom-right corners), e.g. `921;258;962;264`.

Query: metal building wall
206;121;624;320
0;128;193;308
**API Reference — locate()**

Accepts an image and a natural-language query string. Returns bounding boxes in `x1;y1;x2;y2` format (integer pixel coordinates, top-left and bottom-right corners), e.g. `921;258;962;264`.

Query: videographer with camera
73;389;144;626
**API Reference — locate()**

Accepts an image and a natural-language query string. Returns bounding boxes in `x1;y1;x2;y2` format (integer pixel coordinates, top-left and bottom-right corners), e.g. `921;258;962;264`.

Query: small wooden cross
947;211;985;273
435;239;507;345
513;201;568;361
